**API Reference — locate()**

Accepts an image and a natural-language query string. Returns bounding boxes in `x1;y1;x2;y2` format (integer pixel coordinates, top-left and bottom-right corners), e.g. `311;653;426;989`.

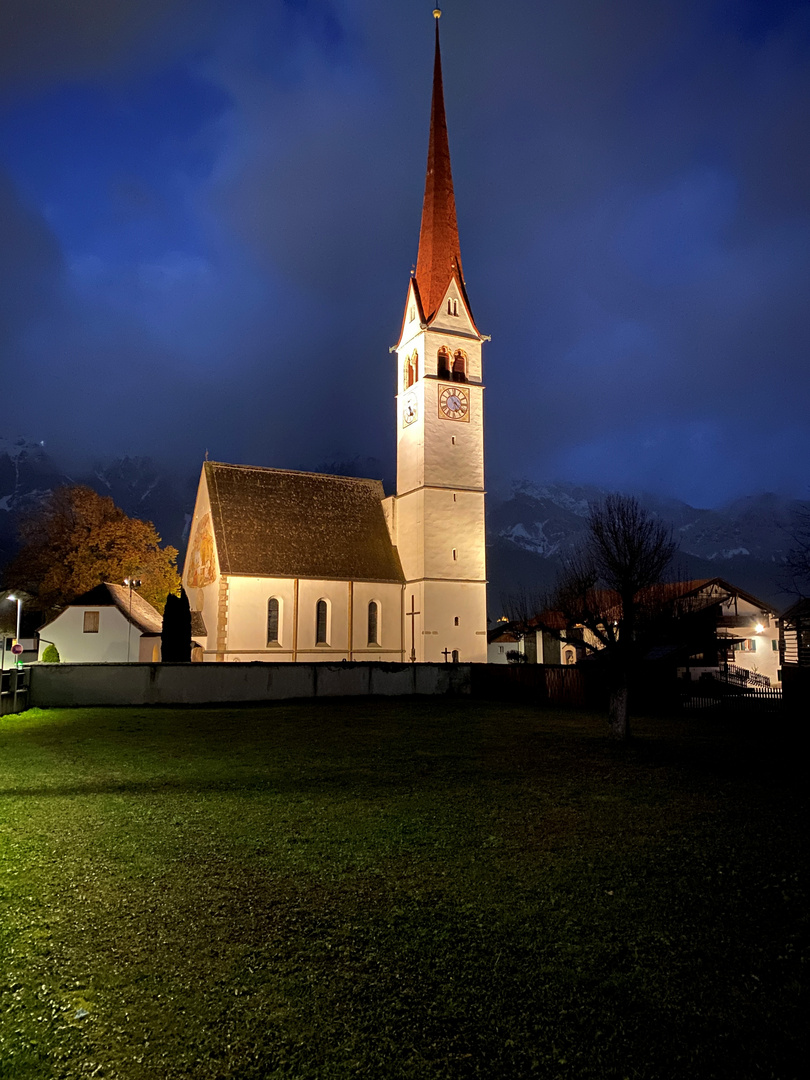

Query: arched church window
367;601;379;646
267;597;280;645
437;347;451;379
452;350;467;382
316;599;328;645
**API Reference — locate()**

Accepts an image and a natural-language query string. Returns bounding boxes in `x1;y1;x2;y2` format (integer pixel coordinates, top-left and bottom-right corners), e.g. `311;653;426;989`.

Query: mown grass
0;700;806;1079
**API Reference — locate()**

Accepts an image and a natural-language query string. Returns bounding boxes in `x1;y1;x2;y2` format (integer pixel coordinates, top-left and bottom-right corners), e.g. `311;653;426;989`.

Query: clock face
403;392;418;427
439;384;470;421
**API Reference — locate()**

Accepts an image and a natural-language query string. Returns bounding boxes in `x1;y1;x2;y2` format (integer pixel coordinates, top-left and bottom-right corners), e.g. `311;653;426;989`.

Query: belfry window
367;601;379;646
267;598;280;645
437;347;451;379
405;351;418;388
316;600;328;644
447;298;458;316
452;350;467;382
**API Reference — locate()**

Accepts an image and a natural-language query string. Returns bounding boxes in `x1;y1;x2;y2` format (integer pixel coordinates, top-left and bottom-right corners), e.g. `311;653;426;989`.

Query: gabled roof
42;583;163;635
204;462;405;584
677;577;775;614
781;596;810;623
414;16;472;325
525;578;774;633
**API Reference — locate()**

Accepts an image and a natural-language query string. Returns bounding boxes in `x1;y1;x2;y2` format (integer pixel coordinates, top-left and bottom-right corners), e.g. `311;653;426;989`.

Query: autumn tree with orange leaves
2;486;180;617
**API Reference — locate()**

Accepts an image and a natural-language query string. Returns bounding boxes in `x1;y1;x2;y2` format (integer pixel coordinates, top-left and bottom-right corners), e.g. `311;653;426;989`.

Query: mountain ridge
1;440;804;615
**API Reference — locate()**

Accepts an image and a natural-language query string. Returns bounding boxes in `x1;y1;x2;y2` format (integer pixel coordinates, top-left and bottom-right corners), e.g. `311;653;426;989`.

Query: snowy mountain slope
486;481;808;616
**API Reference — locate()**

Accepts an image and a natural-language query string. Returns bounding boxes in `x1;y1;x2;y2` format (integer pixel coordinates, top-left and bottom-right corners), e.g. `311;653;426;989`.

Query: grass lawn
1;700;806;1079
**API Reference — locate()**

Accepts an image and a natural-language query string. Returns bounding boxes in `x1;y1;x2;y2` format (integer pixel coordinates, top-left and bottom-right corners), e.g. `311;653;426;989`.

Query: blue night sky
1;0;808;508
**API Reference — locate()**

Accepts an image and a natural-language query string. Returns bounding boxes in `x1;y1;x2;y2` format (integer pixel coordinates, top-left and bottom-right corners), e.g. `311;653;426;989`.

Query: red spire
414;14;465;322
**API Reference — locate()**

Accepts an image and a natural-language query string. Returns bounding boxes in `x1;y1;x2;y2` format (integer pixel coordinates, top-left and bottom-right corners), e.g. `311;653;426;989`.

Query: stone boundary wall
25;661;472;709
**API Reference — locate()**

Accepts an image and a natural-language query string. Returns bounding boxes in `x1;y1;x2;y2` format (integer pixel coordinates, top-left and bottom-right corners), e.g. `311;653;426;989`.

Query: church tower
389;8;487;663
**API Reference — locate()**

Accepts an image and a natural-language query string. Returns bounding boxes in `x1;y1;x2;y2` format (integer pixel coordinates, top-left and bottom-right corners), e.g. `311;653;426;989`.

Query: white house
39;583;163;664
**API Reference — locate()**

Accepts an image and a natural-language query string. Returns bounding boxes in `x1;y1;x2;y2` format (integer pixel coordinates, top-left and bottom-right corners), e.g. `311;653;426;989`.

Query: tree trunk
608;684;629;740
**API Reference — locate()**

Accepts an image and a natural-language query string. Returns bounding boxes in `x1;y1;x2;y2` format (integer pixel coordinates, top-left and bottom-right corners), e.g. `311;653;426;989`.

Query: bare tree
508;495;678;739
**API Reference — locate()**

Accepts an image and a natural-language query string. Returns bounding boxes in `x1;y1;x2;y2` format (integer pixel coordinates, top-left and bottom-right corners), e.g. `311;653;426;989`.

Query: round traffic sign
11;643;23;655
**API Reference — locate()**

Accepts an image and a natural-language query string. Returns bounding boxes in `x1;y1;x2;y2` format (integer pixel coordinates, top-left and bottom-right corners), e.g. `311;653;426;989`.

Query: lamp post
7;594;23;667
123;578;142;662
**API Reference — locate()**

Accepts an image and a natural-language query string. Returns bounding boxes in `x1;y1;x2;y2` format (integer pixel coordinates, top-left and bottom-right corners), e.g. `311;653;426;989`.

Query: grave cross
441;648;451;662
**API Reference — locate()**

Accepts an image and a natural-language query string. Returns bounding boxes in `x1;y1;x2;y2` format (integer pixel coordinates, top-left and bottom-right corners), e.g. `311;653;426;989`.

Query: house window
316;599;328;645
771;639;778;651
734;639;755;653
452;350;467;382
437;347;451;379
83;611;99;633
367;601;379;646
267;598;280;645
498;645;504;654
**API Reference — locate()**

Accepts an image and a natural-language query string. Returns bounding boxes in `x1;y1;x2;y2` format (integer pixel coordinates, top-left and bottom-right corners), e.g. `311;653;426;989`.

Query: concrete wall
26;660;472;708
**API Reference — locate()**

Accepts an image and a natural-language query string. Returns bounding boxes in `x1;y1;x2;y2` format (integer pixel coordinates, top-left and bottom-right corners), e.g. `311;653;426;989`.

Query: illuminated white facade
182;12;488;664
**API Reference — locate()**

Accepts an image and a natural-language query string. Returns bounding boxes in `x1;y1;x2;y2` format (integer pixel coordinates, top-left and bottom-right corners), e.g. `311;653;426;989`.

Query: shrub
41;643;60;663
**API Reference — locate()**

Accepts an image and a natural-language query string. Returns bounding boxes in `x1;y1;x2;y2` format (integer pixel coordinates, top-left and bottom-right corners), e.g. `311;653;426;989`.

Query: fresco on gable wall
186;513;216;588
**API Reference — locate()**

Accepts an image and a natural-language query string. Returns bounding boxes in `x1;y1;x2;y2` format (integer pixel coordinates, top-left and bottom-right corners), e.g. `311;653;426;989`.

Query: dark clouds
1;0;808;506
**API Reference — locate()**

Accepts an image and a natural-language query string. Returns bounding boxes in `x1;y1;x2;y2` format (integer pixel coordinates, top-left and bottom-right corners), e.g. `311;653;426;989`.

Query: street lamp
123;578;142;662
7;594;23;666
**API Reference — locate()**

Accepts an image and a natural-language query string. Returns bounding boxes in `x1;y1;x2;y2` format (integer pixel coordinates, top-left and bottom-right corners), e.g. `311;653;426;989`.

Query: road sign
11;643;23;655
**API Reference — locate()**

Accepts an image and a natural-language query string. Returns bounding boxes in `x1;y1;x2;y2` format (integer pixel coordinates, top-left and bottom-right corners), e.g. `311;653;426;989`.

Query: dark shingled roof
205;462;405;583
43;583;163;635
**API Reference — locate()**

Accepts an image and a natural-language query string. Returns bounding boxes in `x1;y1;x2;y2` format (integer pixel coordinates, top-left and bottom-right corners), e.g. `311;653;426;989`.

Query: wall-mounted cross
406;595;420;663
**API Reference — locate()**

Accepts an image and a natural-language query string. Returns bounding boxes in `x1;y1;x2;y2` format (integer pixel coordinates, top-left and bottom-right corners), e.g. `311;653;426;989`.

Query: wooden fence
0;667;30;715
471;663;587;706
680;683;783;713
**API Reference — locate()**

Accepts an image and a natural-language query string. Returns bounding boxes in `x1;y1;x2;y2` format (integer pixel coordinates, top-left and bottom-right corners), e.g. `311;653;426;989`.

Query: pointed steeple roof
414;12;468;323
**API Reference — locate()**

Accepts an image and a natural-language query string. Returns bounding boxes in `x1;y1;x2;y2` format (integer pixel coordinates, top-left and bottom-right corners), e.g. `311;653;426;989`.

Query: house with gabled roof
512;578;781;686
38;583;163;664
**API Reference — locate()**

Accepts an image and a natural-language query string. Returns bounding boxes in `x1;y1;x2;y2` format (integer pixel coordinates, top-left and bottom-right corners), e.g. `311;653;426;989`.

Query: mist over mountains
1;438;804;615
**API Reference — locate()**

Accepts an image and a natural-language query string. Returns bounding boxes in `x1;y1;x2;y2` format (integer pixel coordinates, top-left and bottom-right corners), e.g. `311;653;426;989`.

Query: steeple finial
414;8;466;322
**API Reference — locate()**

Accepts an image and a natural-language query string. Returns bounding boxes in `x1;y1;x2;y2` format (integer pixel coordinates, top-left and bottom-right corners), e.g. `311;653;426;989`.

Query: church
182;10;488;664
